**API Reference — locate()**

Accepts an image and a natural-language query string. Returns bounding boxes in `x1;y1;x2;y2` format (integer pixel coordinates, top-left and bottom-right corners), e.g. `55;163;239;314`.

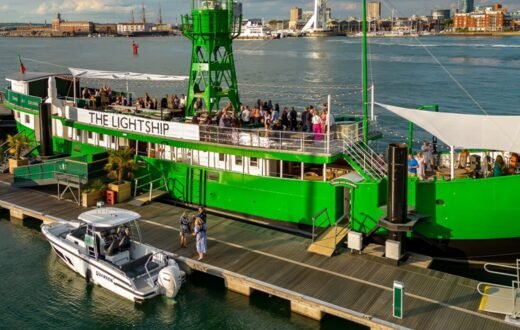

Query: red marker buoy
132;41;139;56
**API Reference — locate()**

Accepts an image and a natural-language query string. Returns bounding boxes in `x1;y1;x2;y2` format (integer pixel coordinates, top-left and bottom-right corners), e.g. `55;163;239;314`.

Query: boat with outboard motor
41;207;184;303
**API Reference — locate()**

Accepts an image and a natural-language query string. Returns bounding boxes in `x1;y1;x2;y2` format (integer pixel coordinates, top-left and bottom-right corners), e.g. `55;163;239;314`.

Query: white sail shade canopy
69;68;188;82
377;103;520;152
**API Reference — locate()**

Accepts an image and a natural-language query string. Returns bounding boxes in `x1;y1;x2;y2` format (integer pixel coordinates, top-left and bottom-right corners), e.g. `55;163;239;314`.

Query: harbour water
0;36;519;328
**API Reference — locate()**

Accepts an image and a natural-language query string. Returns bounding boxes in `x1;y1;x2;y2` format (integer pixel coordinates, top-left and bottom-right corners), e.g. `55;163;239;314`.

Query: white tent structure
68;68;188;82
68;68;189;103
377;103;520;178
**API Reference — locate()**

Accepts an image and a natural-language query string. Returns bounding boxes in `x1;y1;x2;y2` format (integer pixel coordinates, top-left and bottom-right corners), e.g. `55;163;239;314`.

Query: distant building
51;13;94;35
95;24;117;35
458;0;474;14
454;5;505;32
432;9;451;21
289;6;302;29
117;23;155;35
368;1;382;20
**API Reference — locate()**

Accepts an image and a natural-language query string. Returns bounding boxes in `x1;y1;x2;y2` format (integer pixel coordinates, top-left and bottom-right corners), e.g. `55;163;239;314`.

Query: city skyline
0;0;519;23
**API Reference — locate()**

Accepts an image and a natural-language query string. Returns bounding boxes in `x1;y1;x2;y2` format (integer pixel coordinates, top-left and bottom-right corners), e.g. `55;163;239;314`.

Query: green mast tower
182;0;242;116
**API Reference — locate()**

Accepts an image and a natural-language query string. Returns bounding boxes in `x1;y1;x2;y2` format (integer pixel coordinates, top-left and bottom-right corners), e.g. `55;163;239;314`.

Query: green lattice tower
182;0;242;116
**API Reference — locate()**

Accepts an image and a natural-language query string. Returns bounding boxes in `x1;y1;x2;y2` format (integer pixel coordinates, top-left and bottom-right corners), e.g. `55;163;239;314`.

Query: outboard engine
158;259;184;298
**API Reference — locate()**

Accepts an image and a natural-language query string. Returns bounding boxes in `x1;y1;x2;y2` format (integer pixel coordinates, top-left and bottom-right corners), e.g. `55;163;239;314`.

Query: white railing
342;133;387;181
477;260;520;318
134;174;168;203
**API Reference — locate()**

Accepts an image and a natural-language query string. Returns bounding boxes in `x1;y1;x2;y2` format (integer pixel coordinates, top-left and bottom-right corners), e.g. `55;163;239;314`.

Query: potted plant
104;147;136;203
7;133;31;174
81;179;107;207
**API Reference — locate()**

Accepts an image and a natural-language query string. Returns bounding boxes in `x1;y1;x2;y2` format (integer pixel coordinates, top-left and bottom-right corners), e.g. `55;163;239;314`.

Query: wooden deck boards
0;181;516;329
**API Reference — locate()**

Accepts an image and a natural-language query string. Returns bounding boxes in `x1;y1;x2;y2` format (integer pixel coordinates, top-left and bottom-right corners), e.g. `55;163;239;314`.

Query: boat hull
42;225;159;302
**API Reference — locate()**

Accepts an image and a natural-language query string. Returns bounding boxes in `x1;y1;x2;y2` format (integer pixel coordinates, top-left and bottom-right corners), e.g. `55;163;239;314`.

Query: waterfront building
95;24;117;35
454;5;505;32
431;9;451;21
368;1;382;20
458;0;474;14
51;13;94;35
117;23;155;35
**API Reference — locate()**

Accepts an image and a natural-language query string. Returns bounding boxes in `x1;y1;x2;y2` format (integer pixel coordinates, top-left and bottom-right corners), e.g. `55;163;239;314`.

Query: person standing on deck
408;154;419;177
422;141;433;172
289;107;297;131
416;152;425;180
281;107;289;130
193;217;207;260
311;109;323;141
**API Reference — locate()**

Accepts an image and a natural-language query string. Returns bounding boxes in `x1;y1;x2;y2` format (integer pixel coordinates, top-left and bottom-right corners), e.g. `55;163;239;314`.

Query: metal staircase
342;133;387;181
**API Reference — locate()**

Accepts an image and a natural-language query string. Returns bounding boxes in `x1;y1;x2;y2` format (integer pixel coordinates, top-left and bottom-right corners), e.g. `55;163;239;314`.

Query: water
0;35;519;327
0;214;361;329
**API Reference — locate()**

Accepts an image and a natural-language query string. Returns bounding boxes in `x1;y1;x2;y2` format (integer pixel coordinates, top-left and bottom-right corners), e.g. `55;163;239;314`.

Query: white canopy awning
377;103;520;152
69;68;188;82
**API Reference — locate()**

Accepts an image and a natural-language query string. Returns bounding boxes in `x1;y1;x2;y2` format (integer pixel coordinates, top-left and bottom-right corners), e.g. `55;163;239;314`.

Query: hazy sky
0;0;518;23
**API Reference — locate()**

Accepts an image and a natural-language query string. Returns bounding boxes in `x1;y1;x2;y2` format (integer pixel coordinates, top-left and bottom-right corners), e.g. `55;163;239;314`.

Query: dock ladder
341;133;387;182
477;259;520;321
307;208;350;257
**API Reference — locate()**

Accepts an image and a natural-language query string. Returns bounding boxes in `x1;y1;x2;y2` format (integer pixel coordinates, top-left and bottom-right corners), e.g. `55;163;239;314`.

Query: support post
450;145;455;180
327;94;331;153
370;84;375;121
362;0;369;144
73;76;77;105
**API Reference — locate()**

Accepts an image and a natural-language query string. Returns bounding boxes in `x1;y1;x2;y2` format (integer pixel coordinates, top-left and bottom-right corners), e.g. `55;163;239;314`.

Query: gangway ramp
307;225;349;257
307;209;350;257
477;260;520;324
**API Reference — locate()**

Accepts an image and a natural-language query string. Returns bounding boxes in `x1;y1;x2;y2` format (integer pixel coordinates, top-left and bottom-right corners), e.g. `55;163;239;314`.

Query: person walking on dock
193;217;207;260
179;212;191;248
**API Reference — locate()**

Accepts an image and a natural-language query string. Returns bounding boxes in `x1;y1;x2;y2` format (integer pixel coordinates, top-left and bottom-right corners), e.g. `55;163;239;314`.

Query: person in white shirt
421;141;432;171
241;106;250;125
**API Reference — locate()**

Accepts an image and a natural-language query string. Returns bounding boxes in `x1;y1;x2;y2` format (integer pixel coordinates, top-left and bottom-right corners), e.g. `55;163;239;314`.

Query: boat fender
86;269;91;283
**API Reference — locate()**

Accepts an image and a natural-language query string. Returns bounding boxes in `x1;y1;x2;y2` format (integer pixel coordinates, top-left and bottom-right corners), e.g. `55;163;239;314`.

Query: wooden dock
0;177;516;329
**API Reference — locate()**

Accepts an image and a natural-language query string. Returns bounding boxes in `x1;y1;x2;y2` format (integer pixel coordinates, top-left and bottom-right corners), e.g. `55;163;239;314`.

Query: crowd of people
408;140;519;180
81;85;187;114
192;99;335;141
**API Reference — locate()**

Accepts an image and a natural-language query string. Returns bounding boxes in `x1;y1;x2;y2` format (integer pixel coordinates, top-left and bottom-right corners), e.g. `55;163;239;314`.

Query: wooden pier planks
0;181;517;329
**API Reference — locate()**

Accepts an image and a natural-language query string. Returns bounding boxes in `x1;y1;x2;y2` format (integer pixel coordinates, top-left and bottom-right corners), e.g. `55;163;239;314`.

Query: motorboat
41;207;184;303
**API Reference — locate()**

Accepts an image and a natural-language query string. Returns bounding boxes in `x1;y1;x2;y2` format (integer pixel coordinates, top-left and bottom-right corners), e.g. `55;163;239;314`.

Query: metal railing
134;174;168;203
342;132;387;181
311;208;351;253
477;259;520;318
311;208;332;243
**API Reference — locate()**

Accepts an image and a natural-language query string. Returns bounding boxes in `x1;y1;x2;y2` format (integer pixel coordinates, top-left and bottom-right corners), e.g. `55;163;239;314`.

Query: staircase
129;173;169;207
307;209;350;257
342;133;387;182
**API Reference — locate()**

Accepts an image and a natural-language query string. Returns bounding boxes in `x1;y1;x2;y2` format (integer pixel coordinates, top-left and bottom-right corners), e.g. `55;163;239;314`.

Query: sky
0;0;518;24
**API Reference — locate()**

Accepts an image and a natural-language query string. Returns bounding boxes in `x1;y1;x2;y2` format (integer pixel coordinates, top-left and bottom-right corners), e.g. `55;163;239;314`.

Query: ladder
85;225;98;259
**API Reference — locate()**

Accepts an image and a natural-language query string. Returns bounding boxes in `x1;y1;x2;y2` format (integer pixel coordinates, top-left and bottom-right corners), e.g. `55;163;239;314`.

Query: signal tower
182;0;242;116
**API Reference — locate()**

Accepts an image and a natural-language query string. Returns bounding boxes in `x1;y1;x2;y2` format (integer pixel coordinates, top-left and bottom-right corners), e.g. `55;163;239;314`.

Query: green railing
13;154;107;185
4;88;42;111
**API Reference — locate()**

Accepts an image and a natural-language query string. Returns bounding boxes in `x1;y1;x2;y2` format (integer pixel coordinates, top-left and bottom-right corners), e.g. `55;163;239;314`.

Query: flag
18;55;26;74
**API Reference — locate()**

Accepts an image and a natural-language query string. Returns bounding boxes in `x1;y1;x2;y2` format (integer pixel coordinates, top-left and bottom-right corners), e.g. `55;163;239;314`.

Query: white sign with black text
76;109;200;141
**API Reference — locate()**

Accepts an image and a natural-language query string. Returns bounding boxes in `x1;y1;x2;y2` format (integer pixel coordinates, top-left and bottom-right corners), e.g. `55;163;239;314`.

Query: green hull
7;99;520;259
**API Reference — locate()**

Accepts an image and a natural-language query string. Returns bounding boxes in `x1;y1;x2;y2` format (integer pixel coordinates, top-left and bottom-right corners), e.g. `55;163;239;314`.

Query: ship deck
0;175;516;329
